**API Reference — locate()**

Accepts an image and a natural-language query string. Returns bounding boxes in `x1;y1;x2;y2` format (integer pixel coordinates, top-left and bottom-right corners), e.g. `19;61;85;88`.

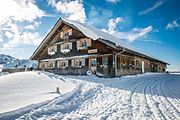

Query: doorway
89;58;97;74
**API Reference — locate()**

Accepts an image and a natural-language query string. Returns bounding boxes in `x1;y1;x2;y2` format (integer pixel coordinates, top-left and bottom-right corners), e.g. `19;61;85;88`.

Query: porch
39;53;148;77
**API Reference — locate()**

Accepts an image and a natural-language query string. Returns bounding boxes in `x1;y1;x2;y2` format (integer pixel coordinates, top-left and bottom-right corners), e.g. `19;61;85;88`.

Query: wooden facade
31;18;168;77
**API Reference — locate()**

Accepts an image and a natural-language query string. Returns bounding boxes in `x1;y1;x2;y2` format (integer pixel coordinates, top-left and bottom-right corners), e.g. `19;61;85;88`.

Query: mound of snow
0;71;76;114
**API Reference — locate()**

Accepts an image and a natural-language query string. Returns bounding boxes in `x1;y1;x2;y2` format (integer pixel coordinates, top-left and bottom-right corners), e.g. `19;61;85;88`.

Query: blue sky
0;0;179;71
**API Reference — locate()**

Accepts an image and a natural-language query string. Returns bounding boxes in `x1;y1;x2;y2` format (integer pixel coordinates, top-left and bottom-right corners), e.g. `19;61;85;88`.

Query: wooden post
114;54;117;77
56;87;60;94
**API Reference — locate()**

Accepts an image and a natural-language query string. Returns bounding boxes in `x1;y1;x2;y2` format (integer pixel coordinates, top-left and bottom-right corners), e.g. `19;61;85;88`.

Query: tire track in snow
155;79;175;119
164;75;180;104
127;79;146;119
150;74;179;120
142;79;156;119
132;75;163;120
145;75;168;120
127;75;158;119
15;74;180;120
159;75;180;119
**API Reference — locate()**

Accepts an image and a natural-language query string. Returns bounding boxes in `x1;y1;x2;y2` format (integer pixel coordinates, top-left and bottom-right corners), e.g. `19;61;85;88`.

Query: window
90;58;97;67
39;62;46;68
71;59;85;67
77;38;91;50
136;59;142;70
60;42;72;53
100;57;108;68
48;46;57;55
57;60;68;69
102;57;108;65
47;61;55;69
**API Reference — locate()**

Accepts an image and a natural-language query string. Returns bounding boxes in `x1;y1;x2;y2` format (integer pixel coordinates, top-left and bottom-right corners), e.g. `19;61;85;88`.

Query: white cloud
126;26;153;41
5;31;13;39
166;20;180;30
101;17;123;34
48;0;86;23
139;1;164;15
0;0;45;56
24;21;41;30
106;0;121;4
0;0;45;24
107;17;124;34
87;7;113;27
102;18;153;42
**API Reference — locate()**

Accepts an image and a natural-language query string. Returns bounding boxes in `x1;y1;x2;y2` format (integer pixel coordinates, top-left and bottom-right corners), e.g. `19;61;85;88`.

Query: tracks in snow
16;73;180;120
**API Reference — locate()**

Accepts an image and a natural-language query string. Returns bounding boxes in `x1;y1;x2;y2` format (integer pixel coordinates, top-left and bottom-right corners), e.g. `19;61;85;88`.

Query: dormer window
77;38;91;50
60;42;72;53
48;46;57;55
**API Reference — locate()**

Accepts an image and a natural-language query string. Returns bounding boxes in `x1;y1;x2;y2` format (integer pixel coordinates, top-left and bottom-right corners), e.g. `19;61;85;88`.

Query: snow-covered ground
0;71;76;119
0;72;180;120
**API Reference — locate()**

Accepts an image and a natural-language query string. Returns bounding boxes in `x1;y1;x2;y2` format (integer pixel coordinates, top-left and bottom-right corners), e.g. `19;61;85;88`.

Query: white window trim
48;46;57;55
57;60;69;69
77;38;91;50
72;58;85;68
46;61;55;69
60;42;72;53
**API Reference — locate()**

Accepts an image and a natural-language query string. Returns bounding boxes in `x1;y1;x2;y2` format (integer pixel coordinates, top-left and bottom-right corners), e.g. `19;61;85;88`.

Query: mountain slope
0;54;38;69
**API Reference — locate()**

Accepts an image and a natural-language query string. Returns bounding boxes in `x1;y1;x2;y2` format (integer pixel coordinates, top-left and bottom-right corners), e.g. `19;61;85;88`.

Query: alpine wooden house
30;18;168;77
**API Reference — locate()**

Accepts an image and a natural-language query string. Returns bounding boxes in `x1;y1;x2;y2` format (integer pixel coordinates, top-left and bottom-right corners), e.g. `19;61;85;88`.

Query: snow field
16;73;180;120
0;71;76;114
0;72;180;120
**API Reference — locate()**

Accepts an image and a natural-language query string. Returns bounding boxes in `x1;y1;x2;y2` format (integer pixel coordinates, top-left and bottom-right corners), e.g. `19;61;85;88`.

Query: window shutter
69;43;72;49
54;46;57;52
60;32;64;39
65;60;68;67
88;39;91;47
82;59;85;66
68;29;72;35
77;41;80;49
71;59;74;67
53;62;55;68
48;47;50;54
57;61;60;69
44;62;47;68
60;44;63;51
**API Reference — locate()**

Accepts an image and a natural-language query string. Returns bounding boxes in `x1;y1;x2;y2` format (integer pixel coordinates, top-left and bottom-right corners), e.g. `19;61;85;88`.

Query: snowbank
0;71;76;114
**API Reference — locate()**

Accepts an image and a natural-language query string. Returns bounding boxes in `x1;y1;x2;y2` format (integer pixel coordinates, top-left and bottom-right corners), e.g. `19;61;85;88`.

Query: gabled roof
30;18;168;64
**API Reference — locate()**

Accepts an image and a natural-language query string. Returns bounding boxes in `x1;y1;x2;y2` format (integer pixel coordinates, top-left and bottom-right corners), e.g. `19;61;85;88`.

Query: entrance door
89;58;97;74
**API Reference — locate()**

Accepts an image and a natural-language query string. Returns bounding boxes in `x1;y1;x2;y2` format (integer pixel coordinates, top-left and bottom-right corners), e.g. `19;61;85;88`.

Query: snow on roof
62;19;168;64
62;18;138;52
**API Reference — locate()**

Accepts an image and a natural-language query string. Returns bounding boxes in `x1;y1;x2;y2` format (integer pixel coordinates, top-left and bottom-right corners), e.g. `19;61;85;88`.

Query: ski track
11;73;180;120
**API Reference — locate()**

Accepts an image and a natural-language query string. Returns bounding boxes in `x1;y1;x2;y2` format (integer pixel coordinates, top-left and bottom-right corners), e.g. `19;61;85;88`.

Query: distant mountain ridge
0;54;38;69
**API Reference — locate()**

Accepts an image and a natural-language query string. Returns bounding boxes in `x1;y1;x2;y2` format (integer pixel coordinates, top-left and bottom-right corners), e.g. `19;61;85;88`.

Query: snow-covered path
13;72;180;120
0;72;180;120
